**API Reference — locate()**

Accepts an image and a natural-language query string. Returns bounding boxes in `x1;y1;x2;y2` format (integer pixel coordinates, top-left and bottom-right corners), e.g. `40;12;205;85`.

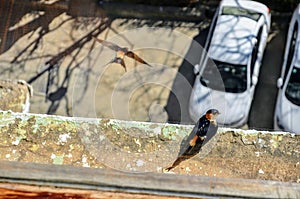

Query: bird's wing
120;59;127;71
165;118;209;171
177;119;201;156
108;57;127;71
202;123;218;147
94;37;121;51
125;51;151;66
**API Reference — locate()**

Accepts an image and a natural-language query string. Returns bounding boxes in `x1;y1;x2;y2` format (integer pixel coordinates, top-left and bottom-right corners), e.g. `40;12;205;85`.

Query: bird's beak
214;111;220;115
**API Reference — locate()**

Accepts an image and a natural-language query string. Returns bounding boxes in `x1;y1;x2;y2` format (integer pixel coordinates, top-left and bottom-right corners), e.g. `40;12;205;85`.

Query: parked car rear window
222;6;261;21
285;67;300;106
200;59;247;93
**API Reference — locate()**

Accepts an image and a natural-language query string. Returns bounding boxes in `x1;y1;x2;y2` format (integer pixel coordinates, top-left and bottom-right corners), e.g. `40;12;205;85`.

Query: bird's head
205;109;220;122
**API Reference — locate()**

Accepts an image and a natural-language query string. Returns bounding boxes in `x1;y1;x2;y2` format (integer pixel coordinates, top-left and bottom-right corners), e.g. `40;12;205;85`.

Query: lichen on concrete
0;111;100;168
0;80;32;113
0;111;299;182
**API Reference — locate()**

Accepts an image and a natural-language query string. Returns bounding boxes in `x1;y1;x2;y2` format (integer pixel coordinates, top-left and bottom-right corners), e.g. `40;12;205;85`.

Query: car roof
209;15;257;65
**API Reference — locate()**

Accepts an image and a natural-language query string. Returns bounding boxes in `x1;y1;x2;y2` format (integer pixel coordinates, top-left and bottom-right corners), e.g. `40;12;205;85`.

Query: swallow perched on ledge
94;37;151;71
165;109;220;171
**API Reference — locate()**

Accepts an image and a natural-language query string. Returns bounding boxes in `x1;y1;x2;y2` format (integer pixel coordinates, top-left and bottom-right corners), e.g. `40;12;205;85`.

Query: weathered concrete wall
0;111;299;183
0;80;32;113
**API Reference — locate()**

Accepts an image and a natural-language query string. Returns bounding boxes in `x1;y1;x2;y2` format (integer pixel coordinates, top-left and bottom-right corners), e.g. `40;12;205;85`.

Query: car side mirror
277;78;283;88
194;64;200;75
252;76;258;86
251;37;258;45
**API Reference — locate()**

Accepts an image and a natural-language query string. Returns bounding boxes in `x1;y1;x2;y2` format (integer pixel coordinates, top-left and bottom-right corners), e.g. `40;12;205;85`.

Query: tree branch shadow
28;18;111;115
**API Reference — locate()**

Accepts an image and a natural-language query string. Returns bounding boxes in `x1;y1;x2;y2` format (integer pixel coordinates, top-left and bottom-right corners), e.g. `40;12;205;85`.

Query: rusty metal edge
0;160;299;199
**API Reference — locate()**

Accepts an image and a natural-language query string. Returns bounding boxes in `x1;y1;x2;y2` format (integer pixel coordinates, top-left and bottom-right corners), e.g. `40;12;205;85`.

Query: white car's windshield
222;6;262;21
285;67;300;106
200;59;247;93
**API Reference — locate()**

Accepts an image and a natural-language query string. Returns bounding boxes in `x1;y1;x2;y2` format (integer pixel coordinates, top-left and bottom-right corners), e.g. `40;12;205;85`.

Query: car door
248;25;263;100
278;21;298;90
250;26;262;86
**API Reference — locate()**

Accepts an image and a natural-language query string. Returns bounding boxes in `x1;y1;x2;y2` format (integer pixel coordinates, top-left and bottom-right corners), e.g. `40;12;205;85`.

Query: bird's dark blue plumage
165;109;220;171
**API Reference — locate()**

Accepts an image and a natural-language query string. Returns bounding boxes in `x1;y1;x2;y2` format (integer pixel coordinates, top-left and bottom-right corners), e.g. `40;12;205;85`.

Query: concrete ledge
0;111;299;181
0;80;32;113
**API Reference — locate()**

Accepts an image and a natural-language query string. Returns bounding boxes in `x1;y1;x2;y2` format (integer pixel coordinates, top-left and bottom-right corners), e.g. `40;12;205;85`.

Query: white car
189;0;271;127
274;4;300;134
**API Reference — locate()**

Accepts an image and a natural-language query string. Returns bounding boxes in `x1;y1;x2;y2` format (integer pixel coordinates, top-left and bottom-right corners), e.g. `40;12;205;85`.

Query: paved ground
0;1;292;131
248;15;290;130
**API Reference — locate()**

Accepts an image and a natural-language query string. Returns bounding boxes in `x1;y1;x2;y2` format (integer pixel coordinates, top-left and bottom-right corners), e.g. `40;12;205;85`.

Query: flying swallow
94;37;151;71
